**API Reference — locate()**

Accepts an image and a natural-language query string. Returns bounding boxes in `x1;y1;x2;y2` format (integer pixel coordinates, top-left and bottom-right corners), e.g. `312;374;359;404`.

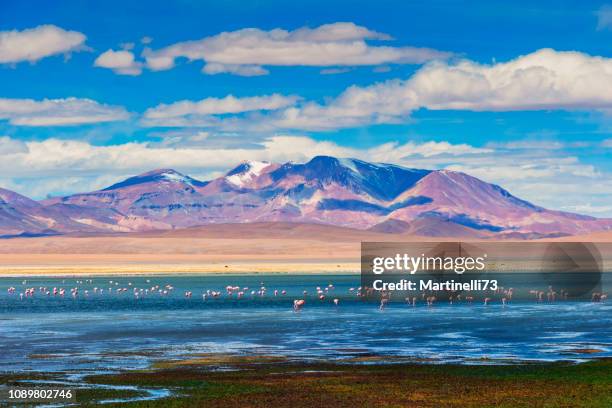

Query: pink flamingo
293;299;305;311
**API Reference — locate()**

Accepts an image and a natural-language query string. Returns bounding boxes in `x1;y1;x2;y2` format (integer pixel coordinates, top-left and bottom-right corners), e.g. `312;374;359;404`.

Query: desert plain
0;222;611;276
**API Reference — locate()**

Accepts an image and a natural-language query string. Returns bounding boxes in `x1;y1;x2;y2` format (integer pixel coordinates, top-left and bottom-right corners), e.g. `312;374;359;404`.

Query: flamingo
293;299;305;311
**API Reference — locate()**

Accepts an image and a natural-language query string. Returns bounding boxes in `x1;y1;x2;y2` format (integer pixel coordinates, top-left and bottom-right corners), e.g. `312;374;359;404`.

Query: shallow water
1;274;611;374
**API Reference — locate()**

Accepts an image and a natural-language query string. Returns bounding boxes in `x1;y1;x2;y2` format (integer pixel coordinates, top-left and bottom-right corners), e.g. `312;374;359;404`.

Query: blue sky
0;0;612;216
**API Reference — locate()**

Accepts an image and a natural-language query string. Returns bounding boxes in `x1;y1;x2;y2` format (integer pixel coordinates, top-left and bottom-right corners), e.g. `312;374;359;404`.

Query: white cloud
141;22;450;76
409;48;612;111
0;135;482;181
0;25;86;64
0;97;130;126
144;94;298;119
0;136;28;154
142;49;612;131
266;48;612;130
94;49;142;75
597;5;612;30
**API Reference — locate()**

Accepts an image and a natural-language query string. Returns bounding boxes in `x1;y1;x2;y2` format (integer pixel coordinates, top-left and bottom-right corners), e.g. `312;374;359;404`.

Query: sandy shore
0;260;361;277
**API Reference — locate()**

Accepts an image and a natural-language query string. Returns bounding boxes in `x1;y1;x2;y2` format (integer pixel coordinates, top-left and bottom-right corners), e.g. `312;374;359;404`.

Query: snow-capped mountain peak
225;161;272;187
157;169;194;184
102;169;207;191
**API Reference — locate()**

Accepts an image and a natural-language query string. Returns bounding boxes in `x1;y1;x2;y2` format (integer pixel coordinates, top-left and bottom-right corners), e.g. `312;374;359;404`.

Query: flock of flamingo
4;279;608;309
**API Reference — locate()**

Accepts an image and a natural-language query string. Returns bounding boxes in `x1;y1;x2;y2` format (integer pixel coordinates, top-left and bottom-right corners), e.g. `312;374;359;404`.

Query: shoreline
0;262;361;277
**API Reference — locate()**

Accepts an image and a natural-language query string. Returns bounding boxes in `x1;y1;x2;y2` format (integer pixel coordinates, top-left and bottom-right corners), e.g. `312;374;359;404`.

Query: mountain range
1;156;610;239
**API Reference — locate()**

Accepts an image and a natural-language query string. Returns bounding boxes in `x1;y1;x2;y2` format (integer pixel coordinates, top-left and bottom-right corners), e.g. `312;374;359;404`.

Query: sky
1;0;612;216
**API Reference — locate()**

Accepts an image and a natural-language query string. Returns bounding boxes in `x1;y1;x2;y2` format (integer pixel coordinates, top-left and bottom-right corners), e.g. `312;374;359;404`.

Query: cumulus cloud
94;49;142;75
408;48;612;111
270;48;612;130
0;97;130;126
0;135;483;181
142;49;612;131
141;22;450;76
144;94;299;120
0;25;86;64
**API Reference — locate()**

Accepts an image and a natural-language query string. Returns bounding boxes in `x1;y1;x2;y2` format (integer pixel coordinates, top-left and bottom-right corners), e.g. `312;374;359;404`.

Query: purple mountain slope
2;156;610;238
0;188;115;236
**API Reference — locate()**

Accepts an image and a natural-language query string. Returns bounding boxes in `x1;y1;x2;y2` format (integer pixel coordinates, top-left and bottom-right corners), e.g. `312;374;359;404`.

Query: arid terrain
0;222;610;276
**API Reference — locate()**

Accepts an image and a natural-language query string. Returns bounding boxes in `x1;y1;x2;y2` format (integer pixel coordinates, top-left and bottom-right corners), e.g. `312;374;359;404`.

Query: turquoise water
1;274;611;375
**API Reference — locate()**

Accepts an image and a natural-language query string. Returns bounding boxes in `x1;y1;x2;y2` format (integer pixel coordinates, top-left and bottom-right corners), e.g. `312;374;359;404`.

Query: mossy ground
4;358;612;407
88;358;612;408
